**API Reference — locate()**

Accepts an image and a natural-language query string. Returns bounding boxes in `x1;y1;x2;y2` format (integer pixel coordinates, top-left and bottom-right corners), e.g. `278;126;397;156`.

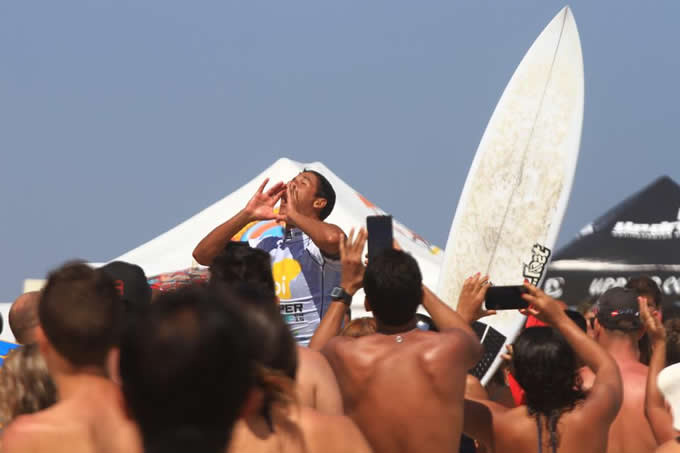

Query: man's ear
35;326;49;357
106;347;121;385
593;318;603;339
364;297;372;313
313;198;327;211
240;388;264;419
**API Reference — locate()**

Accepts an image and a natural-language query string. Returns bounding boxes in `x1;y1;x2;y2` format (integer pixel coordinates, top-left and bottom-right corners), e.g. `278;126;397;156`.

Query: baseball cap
100;261;151;311
595;287;641;331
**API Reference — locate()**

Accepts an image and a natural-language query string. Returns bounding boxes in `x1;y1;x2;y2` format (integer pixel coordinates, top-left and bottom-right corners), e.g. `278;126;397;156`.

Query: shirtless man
321;234;483;453
210;242;343;414
119;286;255;453
580;286;658;453
8;291;40;344
1;262;142;453
463;283;623;453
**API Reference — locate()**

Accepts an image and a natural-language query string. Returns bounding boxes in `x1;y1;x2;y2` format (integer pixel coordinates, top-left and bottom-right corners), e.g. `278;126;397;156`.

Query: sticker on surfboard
437;7;584;385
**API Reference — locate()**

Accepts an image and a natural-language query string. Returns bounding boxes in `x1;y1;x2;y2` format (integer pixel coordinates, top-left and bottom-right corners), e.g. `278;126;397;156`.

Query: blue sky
1;1;679;301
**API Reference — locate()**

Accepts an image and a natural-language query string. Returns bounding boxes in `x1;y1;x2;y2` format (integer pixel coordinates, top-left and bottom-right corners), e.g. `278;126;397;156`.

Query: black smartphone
485;285;529;310
367;215;393;259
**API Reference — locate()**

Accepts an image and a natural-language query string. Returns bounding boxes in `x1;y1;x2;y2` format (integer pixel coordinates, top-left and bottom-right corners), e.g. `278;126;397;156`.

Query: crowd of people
1;169;680;453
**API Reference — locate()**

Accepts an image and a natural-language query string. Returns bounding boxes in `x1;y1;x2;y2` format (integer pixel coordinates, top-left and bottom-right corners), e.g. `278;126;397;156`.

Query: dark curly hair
512;327;586;450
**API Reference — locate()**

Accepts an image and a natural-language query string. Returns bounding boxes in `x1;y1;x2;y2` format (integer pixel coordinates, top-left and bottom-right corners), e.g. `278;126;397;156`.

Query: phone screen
485;285;529;310
367;215;393;260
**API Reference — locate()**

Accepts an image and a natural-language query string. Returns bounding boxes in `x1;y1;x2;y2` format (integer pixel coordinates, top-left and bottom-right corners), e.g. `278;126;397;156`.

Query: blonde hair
0;344;57;425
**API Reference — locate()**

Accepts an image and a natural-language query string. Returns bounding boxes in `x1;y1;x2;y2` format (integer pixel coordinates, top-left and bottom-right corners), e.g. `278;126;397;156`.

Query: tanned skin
641;298;678;445
193;173;343;266
0;328;142;453
580;305;657;453
321;230;483;453
464;283;623;453
296;346;343;415
229;404;372;453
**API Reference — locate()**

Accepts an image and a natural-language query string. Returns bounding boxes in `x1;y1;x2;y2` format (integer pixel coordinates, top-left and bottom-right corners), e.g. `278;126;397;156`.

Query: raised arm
309;229;367;351
522;283;623;422
641;298;677;444
282;184;344;256
192;178;285;265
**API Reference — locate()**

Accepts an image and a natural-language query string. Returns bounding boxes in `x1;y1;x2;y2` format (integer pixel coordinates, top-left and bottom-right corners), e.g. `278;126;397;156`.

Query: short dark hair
363;249;423;326
626;276;663;308
39;262;123;368
304;170;336;220
210;242;275;295
119;286;253;453
513;327;586;450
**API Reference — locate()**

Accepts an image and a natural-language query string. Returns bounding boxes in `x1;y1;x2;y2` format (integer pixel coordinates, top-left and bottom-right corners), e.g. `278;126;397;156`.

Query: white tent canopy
115;158;444;307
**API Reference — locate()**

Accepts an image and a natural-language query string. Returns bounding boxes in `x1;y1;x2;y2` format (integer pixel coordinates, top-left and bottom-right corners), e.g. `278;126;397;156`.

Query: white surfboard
437;7;584;385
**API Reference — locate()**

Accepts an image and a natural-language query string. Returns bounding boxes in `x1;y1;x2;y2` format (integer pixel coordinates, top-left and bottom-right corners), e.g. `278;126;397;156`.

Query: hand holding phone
484;285;530;310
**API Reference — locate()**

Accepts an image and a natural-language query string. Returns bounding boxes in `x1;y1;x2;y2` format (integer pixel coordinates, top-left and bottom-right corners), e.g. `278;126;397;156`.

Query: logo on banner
523;244;552;285
611;208;680;240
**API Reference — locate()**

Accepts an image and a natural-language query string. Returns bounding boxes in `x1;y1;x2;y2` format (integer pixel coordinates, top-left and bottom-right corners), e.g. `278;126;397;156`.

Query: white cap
657;362;680;430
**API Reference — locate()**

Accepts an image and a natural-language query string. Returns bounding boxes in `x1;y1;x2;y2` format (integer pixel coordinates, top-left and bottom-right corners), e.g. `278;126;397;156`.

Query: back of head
626;275;663;309
209;242;275;295
304;169;336;220
119;286;253;453
595;287;642;333
39;262;123;369
363;249;423;326
0;344;57;425
9;292;41;345
99;261;151;315
228;283;297;381
513;327;585;418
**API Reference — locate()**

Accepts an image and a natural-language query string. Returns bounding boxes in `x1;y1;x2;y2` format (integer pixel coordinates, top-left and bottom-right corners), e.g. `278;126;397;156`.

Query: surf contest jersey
247;228;342;346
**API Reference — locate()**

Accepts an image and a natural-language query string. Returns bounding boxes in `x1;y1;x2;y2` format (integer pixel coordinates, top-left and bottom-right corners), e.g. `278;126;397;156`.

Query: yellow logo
272;258;302;300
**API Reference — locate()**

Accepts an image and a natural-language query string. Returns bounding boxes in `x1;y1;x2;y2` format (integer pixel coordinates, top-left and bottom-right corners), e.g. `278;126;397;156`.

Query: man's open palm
246;178;286;220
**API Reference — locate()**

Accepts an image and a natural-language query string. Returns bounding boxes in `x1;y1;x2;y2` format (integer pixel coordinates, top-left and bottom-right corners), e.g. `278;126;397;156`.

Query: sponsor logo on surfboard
523;244;552;285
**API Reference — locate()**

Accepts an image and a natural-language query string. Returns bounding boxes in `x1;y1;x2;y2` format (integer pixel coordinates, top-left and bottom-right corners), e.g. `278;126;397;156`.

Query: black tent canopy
543;176;680;307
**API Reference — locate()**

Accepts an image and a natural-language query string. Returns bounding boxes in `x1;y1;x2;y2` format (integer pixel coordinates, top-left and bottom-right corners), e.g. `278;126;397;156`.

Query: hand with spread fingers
519;282;565;325
339;228;368;296
244;178;287;221
640;296;666;346
457;273;495;324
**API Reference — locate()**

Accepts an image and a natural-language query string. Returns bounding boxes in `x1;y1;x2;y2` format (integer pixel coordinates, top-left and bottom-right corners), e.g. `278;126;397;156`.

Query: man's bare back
582;357;657;453
324;328;480;453
296;346;343;415
1;377;142;453
229;405;371;453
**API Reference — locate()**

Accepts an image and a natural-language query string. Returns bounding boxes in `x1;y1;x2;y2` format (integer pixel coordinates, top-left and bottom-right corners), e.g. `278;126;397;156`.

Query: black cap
100;261;151;311
595;287;641;331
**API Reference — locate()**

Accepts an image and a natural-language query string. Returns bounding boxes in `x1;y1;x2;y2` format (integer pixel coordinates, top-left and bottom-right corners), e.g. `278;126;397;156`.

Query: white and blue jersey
249;228;341;346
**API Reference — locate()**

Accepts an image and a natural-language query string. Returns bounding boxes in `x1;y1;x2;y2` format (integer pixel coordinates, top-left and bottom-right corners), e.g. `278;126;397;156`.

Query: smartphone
367;215;393;259
485;285;529;310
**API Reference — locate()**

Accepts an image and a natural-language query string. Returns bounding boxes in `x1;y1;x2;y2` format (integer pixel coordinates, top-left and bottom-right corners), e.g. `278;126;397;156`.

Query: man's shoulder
296;406;369;451
1;408;72;450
